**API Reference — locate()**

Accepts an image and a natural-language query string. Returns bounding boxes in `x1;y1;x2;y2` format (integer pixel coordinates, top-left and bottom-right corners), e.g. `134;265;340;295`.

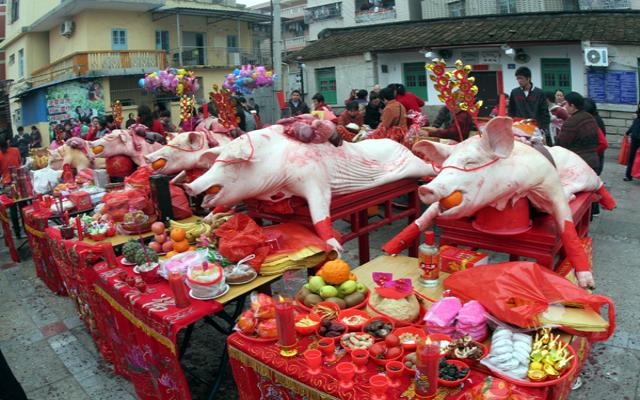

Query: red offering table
436;192;594;269
22;204;66;295
86;259;223;400
0;195;19;262
227;334;548;400
247;179;422;264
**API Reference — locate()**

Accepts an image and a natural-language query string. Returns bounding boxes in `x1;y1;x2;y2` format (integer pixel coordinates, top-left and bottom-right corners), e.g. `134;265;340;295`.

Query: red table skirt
228;333;592;400
86;259;223;400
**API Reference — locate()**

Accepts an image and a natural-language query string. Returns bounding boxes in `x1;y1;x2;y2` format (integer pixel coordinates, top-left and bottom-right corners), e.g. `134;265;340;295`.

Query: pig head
48;138;105;170
384;117;616;289
144;131;233;175
89;129;163;167
184;125;436;251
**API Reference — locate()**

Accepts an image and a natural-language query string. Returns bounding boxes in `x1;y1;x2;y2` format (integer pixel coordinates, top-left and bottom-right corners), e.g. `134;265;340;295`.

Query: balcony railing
168;46;272;68
30;50;167;88
284;36;306;50
355;8;396;23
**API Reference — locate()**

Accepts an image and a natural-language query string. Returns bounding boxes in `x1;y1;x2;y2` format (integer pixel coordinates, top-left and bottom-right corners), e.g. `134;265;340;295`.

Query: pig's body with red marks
89;129;163;167
145;131;233;175
385;117;615;289
184;125;436;251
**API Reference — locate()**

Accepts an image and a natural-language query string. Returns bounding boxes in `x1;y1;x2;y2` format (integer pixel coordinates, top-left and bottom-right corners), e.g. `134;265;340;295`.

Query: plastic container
370;346;404;366
438;359;470;387
472;197;532;235
394;326;427;351
337;309;370;331
294;314;321;336
362;316;396;341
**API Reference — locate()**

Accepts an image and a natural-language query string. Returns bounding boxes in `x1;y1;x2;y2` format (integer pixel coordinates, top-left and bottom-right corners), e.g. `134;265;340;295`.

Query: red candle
498;94;507;117
75;218;84;240
203;102;209;119
168;271;191;308
415;337;440;399
274;296;296;347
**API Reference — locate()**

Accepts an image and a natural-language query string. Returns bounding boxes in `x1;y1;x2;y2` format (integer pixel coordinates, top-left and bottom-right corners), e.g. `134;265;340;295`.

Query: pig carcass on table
48;137;106;170
144;130;233;175
383;117;615;289
184;124;436;251
89;129;164;167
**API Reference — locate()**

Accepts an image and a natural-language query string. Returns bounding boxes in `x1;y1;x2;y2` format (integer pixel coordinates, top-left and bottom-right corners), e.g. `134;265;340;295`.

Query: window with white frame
18;49;24;78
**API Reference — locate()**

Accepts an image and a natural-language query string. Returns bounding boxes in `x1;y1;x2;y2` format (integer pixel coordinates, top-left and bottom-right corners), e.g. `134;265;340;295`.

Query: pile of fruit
296;260;368;309
147;222;196;257
236;293;277;340
122;240;159;266
169;219;213;242
340;333;374;351
369;334;403;361
318;319;346;338
439;359;469;382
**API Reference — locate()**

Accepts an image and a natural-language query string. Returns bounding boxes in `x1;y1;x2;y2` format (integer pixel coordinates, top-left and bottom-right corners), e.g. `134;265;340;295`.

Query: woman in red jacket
395;84;425;113
0;133;22;185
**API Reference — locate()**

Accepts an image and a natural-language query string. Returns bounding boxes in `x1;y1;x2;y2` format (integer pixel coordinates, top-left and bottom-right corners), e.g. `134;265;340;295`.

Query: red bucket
472;197;532;235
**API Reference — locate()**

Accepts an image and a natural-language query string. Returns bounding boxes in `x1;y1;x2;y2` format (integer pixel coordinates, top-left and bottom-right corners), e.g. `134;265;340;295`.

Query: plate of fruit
295;259;369;311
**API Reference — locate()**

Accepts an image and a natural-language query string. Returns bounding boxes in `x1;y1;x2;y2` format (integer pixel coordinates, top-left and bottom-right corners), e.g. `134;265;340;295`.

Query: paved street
0;150;638;399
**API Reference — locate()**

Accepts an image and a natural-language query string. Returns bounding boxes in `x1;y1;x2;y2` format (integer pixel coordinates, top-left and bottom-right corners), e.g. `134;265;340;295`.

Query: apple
161;241;174;253
151;221;166;235
154;233;167;244
149;241;162;253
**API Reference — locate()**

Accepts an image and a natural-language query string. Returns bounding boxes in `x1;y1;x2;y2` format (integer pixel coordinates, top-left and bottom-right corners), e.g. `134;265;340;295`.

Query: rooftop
290;10;640;61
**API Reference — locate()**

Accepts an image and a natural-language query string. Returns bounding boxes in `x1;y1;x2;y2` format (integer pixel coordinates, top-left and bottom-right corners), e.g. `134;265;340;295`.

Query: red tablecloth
22;205;67;295
0;196;19;262
227;333;575;400
87;258;224;400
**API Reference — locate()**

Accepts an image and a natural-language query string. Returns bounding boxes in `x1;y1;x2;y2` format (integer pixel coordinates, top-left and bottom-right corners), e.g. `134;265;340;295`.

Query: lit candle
275;296;297;353
168;271;191;308
76;217;84;241
415;337;440;399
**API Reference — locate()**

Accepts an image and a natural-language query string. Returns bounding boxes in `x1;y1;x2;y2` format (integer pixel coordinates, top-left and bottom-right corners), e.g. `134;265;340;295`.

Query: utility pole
272;0;282;120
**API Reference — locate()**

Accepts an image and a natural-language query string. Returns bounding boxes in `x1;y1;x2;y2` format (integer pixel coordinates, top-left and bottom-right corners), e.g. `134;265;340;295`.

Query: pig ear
412;140;454;165
482;117;514;158
188;131;203;149
198;147;222;168
119;132;130;144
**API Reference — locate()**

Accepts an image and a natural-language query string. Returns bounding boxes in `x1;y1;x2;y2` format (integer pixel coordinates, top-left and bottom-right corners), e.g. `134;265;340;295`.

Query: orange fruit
439;191;463;210
166;251;177;258
170;228;186;242
151;159;167;170
188;246;196;251
173;240;190;253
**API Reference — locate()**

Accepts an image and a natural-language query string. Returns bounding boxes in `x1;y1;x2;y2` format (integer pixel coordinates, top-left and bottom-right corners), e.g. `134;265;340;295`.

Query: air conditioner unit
584;47;608;67
60;20;75;37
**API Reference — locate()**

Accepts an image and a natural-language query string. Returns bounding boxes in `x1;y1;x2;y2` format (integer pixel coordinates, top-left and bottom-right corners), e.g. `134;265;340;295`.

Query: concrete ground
0;150;638;399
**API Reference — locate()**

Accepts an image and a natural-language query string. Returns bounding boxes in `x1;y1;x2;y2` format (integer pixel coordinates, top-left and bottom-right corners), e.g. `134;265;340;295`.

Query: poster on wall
587;70;637;105
46;80;105;123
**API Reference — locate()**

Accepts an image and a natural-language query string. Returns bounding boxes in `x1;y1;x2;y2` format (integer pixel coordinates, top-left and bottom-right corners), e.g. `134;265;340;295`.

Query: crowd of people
282;64;639;189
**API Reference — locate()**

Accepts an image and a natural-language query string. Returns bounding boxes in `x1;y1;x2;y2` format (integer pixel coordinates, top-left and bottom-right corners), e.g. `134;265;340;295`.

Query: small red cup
369;374;389;400
351;348;369;373
336;362;355;389
385;361;404;388
303;349;322;375
318;337;336;363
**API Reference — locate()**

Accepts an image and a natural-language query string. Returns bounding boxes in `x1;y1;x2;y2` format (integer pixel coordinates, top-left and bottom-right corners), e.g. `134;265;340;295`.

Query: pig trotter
314;217;343;252
329;132;344;147
559;220;594;289
596;185;616;210
382;222;421;255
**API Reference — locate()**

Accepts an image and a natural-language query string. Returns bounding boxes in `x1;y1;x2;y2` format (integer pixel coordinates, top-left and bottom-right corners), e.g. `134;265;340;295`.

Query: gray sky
237;0;265;6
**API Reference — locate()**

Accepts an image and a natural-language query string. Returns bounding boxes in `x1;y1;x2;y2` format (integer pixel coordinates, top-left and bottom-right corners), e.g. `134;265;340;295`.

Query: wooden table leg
358;209;370;265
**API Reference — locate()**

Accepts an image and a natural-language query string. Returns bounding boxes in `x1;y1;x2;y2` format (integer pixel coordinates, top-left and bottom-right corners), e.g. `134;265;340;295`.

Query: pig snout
418;185;441;204
292;122;314;143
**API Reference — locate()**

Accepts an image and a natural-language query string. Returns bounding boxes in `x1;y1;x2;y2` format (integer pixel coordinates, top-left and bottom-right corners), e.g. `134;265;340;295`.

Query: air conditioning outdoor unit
584;47;608;67
60;20;75;37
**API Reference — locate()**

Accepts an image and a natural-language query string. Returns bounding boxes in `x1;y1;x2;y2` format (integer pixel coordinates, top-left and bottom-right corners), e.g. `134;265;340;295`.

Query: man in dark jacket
556;92;599;172
11;126;30;162
285;90;310;116
624;104;640;181
508;67;551;144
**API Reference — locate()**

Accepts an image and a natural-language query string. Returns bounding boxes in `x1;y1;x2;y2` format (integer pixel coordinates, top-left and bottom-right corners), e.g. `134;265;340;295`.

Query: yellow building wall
4;0;59;44
5;32;50;82
48;10;156;62
46;10;254;65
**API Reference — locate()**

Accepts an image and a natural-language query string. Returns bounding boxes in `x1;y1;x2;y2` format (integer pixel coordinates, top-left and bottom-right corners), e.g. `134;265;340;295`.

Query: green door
315;67;337;105
403;62;428;101
541;58;571;94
